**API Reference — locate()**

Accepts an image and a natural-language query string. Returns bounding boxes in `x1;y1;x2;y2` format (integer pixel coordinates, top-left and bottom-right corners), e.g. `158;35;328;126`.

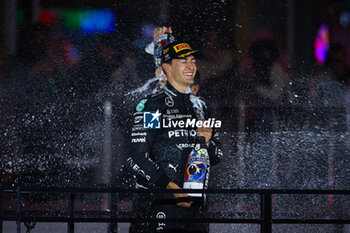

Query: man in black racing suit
127;40;223;233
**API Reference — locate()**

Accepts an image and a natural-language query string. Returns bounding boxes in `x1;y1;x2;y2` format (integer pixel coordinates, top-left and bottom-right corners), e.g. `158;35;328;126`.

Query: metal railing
0;186;350;233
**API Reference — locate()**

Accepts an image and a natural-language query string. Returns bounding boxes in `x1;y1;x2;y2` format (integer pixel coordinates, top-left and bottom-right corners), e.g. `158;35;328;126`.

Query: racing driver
127;38;223;233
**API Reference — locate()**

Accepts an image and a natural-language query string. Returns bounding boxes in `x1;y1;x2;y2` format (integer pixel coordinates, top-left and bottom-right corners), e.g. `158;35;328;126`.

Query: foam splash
125;75;163;96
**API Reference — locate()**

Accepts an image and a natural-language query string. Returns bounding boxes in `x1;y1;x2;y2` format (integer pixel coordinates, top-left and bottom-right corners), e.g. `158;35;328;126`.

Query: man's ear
162;63;171;74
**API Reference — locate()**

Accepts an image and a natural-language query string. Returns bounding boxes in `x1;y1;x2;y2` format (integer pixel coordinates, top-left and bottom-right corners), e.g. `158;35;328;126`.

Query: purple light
314;24;330;65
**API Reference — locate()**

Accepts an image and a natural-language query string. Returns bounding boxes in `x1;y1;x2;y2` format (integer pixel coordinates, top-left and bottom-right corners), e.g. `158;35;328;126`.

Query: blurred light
141;23;156;38
134;23;156;49
63;40;80;67
340;10;350;27
314;24;330;65
39;9;57;26
64;9;116;34
16;10;24;24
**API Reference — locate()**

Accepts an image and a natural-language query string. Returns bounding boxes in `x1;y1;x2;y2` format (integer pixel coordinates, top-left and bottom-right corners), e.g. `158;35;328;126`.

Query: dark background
0;0;350;191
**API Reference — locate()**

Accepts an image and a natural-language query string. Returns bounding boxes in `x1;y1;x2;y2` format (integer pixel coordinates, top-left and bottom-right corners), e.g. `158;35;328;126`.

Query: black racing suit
127;82;223;233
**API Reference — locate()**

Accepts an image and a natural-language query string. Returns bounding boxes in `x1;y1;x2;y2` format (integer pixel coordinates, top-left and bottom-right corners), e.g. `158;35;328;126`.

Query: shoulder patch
136;99;147;112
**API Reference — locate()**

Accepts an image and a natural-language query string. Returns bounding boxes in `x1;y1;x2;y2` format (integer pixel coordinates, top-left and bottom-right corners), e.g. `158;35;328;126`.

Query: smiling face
162;55;197;93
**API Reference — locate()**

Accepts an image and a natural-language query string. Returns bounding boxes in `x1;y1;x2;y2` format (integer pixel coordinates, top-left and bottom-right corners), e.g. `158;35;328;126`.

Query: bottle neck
196;136;207;148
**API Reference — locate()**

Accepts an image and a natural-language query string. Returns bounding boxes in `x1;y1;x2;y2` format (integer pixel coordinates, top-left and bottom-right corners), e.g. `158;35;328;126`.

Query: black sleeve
126;98;171;188
207;129;223;166
204;100;223;167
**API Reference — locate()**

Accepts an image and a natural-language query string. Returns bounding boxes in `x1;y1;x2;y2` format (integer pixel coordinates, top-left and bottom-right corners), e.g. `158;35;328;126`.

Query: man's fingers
154;27;165;38
153;26;172;41
153;28;161;41
197;127;213;133
167;181;192;207
177;201;193;208
161;27;167;34
173;193;192;207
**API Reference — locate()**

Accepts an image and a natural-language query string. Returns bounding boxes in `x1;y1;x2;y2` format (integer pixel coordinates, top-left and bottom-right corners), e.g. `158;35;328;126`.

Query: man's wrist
166;181;180;189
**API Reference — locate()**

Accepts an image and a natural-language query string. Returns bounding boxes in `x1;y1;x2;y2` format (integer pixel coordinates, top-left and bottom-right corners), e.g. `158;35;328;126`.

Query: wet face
163;55;197;93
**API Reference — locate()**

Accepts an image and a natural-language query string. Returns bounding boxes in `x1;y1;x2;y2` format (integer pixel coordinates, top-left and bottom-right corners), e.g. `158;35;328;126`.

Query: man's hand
166;181;193;208
197;122;213;144
153;26;172;42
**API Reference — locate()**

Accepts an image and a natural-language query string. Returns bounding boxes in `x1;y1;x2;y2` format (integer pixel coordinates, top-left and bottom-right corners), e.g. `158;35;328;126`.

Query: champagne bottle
145;33;175;67
183;136;209;197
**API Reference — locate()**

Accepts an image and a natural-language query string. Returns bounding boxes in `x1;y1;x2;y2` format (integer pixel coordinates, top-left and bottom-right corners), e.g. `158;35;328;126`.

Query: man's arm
197;104;223;167
127;100;171;188
206;130;223;166
197;126;223;166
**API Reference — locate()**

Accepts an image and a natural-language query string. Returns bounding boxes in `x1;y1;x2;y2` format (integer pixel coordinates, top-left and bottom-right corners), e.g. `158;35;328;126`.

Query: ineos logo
165;97;174;107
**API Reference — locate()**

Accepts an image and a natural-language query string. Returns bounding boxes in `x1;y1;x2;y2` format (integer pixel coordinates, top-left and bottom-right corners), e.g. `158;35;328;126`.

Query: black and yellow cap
161;41;198;63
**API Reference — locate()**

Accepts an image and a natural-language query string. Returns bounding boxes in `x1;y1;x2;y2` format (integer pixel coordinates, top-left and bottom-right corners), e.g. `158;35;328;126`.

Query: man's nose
186;62;195;70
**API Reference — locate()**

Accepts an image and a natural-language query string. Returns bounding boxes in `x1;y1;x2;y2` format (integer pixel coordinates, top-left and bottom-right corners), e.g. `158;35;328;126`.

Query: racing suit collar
164;81;191;97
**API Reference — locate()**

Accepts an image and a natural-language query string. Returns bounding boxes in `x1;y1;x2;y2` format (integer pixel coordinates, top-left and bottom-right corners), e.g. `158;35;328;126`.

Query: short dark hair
163;59;172;65
193;71;200;85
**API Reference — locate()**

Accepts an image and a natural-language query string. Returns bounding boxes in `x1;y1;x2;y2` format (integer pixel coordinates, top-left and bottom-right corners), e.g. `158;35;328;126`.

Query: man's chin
185;78;194;84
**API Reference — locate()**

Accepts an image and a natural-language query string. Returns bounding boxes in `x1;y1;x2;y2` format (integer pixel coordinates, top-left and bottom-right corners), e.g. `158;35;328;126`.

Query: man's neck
167;79;190;94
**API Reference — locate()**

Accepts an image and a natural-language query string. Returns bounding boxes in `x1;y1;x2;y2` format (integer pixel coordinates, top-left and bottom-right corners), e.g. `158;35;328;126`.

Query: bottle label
184;148;208;183
183;147;208;197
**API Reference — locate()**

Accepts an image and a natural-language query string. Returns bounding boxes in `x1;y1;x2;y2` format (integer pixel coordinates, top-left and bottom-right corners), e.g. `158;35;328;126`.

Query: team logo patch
165;97;174;107
163;47;169;55
144;110;161;129
136;99;147;112
173;43;192;53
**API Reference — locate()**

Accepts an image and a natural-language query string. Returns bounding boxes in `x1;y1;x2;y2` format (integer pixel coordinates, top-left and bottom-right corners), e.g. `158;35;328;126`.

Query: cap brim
176;50;198;59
